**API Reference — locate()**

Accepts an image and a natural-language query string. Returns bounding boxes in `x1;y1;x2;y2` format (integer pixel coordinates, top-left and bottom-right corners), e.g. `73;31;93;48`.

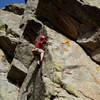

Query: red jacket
35;41;44;49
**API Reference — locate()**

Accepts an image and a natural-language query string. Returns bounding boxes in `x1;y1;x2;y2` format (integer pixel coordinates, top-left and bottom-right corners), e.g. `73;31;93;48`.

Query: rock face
8;40;34;86
0;9;23;60
0;24;19;59
77;29;100;63
0;10;22;30
18;26;100;100
35;0;100;64
0;49;18;100
0;0;100;100
0;5;23;100
42;26;100;100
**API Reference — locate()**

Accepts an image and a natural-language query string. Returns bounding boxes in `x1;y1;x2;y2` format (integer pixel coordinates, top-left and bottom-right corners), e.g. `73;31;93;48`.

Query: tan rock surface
0;49;18;100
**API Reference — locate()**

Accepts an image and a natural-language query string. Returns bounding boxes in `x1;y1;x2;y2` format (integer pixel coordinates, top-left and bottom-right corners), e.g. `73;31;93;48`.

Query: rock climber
32;35;47;65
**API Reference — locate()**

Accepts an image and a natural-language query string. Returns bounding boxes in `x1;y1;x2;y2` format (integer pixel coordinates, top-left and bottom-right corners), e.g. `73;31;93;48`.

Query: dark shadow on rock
23;20;42;43
25;0;27;3
0;43;15;63
65;65;82;69
50;95;56;100
83;5;100;26
36;0;100;40
0;25;17;63
36;16;72;40
76;41;100;65
3;4;25;15
22;19;47;44
27;64;46;100
7;65;27;87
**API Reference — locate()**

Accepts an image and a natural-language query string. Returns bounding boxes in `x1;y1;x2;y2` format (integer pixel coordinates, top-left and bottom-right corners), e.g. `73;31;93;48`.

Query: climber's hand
32;48;35;52
37;60;42;65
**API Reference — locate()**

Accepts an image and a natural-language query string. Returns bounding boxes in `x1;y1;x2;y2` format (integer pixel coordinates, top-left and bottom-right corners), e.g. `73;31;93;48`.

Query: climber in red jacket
32;35;47;65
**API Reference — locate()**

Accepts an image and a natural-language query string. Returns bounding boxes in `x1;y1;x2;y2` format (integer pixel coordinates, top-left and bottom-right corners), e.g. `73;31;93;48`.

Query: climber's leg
33;48;44;65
